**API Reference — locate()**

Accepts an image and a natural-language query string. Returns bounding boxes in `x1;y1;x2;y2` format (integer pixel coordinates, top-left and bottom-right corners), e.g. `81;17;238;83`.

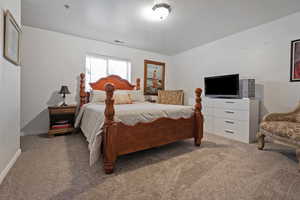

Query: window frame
85;53;132;91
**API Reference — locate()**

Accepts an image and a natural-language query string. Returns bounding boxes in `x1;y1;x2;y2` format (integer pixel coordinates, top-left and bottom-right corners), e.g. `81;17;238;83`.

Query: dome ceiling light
152;2;171;20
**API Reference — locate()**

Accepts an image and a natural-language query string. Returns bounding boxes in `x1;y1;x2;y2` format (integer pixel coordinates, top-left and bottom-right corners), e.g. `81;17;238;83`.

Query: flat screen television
204;74;240;98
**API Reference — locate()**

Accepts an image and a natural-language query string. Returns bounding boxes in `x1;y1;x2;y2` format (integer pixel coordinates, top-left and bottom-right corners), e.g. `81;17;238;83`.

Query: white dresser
202;97;259;143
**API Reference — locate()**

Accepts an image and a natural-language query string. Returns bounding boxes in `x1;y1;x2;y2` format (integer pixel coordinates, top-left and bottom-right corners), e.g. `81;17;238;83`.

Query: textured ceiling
22;0;300;55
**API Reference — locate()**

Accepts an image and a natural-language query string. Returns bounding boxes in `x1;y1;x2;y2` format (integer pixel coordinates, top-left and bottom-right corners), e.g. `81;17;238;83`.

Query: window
85;54;131;91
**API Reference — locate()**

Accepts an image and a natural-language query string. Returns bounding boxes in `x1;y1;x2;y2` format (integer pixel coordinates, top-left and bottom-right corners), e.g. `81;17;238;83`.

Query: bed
76;73;204;174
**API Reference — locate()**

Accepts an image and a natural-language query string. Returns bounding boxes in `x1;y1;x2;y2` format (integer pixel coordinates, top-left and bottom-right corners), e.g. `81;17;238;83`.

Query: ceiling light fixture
152;2;171;20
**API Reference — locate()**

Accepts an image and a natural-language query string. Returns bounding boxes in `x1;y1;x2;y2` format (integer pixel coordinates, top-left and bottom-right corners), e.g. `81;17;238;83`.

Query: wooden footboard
103;83;203;174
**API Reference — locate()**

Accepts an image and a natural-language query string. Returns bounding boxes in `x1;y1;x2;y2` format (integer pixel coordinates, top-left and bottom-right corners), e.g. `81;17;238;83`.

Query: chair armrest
263;112;296;122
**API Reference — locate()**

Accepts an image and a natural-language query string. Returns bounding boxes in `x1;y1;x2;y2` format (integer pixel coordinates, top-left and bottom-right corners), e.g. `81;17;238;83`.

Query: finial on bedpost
136;78;141;90
80;73;87;107
194;88;203;146
104;83;115;124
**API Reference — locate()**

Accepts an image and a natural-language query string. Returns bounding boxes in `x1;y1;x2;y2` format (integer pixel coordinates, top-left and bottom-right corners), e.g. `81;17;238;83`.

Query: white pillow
90;90;106;103
91;90;145;103
115;90;145;102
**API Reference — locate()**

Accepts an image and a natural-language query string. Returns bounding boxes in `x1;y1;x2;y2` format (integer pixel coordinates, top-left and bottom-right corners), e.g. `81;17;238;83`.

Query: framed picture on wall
3;10;21;66
144;60;165;95
290;39;300;82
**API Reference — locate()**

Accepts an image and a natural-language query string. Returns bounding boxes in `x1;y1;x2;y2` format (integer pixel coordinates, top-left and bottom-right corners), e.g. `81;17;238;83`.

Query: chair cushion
260;121;300;141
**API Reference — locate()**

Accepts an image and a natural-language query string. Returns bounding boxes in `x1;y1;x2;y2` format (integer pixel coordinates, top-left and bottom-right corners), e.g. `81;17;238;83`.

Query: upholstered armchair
257;102;300;171
157;90;184;105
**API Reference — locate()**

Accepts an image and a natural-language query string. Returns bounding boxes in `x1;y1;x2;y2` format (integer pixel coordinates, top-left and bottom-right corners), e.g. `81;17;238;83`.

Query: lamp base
61;96;68;107
60;102;68;107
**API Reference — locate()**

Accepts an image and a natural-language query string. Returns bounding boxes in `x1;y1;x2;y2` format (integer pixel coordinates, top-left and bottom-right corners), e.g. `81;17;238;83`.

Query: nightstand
48;105;77;137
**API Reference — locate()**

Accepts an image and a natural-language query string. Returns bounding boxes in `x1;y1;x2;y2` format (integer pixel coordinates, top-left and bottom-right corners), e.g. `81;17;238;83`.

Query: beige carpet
0;133;299;200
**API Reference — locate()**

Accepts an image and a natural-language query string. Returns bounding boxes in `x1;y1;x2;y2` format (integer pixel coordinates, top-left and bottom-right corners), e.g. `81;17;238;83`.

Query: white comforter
75;102;194;165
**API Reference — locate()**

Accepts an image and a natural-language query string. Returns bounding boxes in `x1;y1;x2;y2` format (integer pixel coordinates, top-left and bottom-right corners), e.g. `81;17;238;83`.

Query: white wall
21;26;170;135
0;0;21;180
170;12;300;119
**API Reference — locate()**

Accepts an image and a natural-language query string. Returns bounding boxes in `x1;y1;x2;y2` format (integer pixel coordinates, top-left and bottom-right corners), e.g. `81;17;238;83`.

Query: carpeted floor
0;132;299;200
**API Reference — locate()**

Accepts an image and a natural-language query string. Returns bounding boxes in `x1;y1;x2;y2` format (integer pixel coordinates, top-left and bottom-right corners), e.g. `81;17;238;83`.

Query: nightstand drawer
49;107;76;115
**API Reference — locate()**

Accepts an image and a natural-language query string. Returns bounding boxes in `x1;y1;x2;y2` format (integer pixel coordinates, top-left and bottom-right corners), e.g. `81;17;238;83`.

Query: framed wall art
144;60;165;95
3;10;21;66
290;39;300;82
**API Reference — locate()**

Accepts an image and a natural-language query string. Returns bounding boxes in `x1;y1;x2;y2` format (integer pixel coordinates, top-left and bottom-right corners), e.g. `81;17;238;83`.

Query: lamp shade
59;86;71;94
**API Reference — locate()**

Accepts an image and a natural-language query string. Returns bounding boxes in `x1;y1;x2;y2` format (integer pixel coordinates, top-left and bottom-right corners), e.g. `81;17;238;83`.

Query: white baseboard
0;149;21;184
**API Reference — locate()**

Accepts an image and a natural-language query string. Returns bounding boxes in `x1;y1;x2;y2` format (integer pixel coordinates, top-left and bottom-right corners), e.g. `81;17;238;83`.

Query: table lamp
59;85;71;106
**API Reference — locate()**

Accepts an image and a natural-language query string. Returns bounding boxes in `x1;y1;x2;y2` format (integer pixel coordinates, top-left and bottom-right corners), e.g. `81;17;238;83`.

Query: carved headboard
80;73;141;106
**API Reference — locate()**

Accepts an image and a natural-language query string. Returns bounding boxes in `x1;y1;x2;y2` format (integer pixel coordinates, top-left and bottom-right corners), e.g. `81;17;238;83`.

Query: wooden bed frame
79;73;203;174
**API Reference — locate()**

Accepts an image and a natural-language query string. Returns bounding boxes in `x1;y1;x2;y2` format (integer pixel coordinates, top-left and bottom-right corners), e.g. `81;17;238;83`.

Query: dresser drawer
213;108;249;121
213;99;249;110
214;118;249;134
214;118;249;141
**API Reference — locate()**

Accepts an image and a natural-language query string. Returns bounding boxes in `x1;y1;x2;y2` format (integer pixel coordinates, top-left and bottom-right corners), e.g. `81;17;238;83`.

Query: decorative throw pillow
90;90;106;103
115;90;145;102
114;93;133;105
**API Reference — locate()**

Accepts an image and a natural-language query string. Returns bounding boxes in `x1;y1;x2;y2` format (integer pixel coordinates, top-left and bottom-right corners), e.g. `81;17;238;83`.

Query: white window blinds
85;54;131;91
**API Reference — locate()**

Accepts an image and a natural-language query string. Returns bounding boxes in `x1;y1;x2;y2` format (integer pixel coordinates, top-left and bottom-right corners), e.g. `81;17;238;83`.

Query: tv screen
204;74;239;98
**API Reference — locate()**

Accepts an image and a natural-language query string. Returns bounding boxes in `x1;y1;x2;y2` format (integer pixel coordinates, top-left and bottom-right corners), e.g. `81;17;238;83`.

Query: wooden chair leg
257;132;265;150
296;149;300;172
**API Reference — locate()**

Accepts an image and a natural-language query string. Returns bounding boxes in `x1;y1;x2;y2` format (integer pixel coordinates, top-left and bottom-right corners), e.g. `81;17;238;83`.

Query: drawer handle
225;130;234;134
225;120;234;124
225;101;235;104
225;111;235;114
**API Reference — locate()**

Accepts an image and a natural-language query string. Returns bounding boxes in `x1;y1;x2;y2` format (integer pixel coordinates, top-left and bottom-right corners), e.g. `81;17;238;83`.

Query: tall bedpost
104;83;115;124
136;78;141;90
103;83;117;174
194;88;203;146
80;73;87;107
